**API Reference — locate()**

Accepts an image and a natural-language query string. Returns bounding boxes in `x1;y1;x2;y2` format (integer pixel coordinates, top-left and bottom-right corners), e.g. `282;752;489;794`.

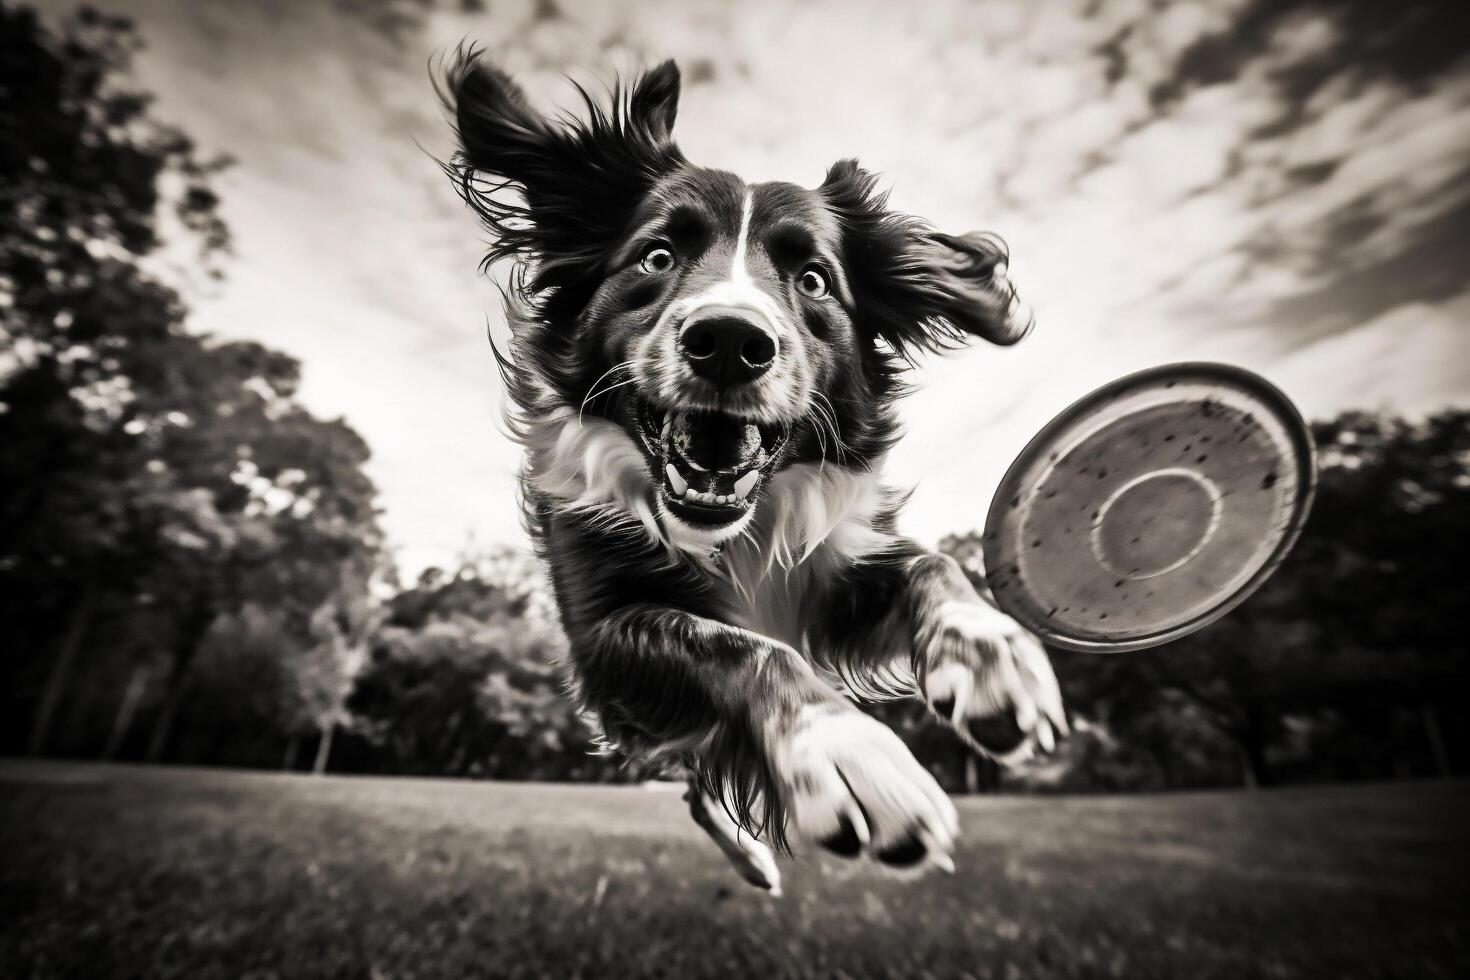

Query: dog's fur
440;49;1067;890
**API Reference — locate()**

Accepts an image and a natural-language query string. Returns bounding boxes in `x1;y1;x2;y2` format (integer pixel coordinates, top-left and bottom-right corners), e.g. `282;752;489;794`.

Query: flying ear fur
438;46;685;298
820;159;1033;357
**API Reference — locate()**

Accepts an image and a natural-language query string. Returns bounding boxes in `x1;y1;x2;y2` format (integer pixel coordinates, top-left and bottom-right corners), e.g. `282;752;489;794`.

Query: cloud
1275;291;1470;421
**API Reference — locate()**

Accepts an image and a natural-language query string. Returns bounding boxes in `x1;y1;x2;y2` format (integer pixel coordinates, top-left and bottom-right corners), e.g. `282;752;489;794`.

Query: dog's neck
521;407;897;572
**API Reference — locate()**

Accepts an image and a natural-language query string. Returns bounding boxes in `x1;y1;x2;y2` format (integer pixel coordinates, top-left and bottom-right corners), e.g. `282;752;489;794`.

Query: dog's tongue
673;411;762;472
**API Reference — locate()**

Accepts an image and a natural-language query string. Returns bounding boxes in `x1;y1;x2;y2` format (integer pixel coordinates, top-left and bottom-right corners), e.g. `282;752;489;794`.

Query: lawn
1;761;1465;979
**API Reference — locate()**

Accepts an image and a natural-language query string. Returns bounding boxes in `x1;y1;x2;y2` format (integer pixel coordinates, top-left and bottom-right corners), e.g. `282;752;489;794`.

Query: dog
441;50;1067;894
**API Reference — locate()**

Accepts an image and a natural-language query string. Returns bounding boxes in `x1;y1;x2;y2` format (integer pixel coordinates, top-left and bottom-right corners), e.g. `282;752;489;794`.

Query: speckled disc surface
983;363;1316;653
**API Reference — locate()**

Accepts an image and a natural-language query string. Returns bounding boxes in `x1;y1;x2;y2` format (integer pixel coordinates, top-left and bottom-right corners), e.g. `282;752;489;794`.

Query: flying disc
982;363;1315;653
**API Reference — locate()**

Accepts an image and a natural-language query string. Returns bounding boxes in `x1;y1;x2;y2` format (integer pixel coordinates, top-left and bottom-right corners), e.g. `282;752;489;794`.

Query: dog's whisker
805;396;848;471
579;360;635;400
813;394;848;458
578;363;630;411
812;391;864;468
808;408;829;469
811;399;846;464
577;361;637;427
584;375;638;408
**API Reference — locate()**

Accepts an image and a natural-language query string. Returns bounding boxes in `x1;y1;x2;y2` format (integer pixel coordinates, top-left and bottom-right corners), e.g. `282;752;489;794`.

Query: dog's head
443;51;1031;547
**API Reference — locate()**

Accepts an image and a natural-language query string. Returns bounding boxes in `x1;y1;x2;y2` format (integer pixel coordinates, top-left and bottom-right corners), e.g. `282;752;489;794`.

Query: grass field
1;761;1466;979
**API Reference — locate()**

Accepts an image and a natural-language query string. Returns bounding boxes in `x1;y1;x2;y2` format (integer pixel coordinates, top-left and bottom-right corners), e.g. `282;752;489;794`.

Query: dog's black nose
679;314;776;388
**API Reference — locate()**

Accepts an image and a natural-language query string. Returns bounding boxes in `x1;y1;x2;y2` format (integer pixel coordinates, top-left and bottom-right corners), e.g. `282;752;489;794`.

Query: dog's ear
918;230;1034;347
820;159;1033;358
444;52;556;189
629;59;680;142
440;48;686;298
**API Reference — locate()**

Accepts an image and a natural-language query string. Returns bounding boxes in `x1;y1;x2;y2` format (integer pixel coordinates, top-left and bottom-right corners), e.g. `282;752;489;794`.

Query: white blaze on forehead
671;189;787;341
729;191;754;285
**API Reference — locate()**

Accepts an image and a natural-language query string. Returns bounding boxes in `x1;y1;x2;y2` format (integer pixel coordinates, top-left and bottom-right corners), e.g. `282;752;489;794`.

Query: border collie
441;50;1067;894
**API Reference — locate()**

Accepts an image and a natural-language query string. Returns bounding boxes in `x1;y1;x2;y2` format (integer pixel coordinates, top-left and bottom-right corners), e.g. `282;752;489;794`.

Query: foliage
0;3;382;762
350;558;620;782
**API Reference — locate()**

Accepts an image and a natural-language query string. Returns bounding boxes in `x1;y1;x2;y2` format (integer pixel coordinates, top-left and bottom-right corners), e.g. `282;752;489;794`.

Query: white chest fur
712;463;899;649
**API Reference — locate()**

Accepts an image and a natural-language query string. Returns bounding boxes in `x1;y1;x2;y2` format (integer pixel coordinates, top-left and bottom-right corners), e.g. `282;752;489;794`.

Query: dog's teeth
733;470;760;500
665;464;687;496
684;488;697;501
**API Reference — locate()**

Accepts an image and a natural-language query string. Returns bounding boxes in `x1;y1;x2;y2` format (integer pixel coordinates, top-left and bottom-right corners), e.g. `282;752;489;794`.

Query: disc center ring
1090;466;1223;580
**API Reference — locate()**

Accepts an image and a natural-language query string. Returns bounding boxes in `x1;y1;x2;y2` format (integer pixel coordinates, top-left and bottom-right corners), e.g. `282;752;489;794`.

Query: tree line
3;4;1465;791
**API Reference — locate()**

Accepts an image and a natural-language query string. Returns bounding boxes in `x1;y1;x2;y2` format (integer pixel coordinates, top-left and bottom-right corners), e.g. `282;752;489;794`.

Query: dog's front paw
920;600;1068;763
773;707;958;870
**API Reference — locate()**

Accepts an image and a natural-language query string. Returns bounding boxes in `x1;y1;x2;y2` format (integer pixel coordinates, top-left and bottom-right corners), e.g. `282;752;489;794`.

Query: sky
37;0;1470;576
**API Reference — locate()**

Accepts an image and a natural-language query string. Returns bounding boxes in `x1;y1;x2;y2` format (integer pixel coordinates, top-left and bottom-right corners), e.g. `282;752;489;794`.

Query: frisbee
982;363;1315;653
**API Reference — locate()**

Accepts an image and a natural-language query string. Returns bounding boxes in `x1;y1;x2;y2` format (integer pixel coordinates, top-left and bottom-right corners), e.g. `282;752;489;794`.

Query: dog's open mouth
636;399;789;527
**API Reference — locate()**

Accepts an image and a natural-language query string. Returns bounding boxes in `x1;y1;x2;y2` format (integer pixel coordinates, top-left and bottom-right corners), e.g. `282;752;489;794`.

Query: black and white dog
442;50;1066;893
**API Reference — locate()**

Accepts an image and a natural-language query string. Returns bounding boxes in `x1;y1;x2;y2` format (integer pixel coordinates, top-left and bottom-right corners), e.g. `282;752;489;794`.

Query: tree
0;4;383;761
129;349;383;762
351;563;613;781
1;4;226;753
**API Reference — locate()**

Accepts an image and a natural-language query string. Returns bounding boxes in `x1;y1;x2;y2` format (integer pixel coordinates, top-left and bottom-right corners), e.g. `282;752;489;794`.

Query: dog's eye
797;266;829;299
640;245;675;274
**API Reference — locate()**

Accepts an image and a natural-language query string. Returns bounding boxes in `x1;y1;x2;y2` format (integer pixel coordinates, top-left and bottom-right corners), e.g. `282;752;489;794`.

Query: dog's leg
684;779;781;895
814;544;1068;764
578;604;958;873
